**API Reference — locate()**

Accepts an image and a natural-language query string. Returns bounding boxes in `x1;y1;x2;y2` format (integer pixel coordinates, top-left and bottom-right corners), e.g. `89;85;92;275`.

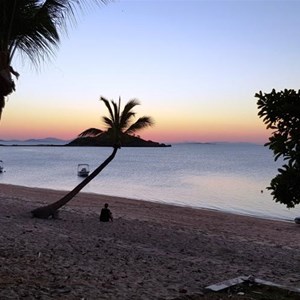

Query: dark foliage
255;89;300;208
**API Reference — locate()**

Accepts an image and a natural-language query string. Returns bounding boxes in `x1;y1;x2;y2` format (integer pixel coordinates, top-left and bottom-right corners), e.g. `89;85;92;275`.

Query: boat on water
77;164;90;177
0;160;3;173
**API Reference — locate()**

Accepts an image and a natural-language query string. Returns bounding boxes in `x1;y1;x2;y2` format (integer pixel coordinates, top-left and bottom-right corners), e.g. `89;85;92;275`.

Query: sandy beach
0;183;299;299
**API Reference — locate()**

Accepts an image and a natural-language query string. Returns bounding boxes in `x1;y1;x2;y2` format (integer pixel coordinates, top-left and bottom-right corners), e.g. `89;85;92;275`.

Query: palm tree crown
79;96;154;148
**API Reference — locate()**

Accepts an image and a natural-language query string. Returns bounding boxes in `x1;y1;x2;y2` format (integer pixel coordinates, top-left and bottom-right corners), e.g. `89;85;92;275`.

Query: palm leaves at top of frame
0;0;108;66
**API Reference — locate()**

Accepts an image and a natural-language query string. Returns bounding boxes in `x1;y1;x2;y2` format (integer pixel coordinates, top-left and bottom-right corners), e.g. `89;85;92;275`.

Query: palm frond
1;0;108;66
9;3;60;65
78;127;103;137
125;116;154;135
111;100;119;125
120;111;135;131
6;0;69;64
102;116;113;129
120;99;139;129
100;96;114;122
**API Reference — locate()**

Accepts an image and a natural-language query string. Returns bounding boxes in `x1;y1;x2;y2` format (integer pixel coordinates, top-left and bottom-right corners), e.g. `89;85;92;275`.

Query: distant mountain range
0;137;69;145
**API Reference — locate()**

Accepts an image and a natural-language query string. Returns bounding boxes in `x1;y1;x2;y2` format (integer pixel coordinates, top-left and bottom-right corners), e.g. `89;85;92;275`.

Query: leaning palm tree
0;0;106;119
31;96;154;218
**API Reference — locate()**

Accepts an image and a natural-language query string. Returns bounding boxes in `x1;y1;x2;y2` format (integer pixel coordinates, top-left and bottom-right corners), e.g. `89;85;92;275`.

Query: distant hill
67;133;171;147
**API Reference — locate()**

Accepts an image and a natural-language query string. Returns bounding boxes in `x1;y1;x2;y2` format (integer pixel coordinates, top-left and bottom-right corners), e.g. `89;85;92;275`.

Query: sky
1;0;300;144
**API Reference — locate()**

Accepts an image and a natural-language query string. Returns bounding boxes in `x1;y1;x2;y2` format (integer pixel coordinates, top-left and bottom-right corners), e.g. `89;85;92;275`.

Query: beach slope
0;184;299;299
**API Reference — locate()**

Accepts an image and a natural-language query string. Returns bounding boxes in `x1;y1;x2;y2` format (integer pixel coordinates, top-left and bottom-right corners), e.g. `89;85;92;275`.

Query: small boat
77;164;90;177
295;217;300;224
0;160;3;173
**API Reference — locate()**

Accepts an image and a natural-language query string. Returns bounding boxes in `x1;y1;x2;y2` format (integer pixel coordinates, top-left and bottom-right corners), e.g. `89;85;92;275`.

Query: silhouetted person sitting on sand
100;203;113;222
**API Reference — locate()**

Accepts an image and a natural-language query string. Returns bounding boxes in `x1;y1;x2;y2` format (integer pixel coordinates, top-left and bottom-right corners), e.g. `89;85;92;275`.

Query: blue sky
2;0;300;143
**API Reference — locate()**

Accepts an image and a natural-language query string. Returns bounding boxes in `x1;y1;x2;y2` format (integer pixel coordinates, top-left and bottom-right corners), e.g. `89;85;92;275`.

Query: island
67;133;171;147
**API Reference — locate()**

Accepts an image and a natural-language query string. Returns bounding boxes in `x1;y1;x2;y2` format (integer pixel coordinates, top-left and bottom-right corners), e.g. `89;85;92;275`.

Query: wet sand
0;183;299;299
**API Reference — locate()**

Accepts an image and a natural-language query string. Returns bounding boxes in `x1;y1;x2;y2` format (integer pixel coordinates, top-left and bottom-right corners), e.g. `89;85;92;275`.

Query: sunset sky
1;0;300;144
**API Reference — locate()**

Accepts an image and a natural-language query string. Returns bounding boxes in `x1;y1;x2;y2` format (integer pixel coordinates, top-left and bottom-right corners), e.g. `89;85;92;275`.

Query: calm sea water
1;143;299;221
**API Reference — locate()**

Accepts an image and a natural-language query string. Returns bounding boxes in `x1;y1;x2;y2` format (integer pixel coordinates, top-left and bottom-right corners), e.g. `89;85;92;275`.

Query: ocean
1;143;299;221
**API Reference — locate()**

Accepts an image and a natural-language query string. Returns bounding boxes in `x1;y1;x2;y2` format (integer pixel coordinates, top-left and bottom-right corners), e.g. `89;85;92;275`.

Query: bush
255;89;300;208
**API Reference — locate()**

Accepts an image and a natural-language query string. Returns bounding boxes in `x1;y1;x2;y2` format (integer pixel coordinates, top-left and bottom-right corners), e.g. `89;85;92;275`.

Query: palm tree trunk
0;95;4;119
0;51;15;119
0;51;11;119
31;147;118;219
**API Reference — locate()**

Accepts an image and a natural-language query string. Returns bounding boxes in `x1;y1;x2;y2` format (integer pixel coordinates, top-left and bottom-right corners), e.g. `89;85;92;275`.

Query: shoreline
0;182;297;223
0;183;299;299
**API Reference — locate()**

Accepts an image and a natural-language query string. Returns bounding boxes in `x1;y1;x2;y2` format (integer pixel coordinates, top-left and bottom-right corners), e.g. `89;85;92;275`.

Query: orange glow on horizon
0;94;270;144
1;112;270;144
1;120;270;144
